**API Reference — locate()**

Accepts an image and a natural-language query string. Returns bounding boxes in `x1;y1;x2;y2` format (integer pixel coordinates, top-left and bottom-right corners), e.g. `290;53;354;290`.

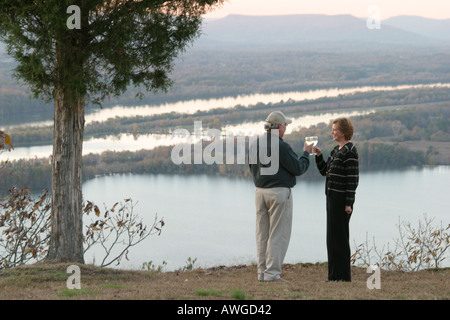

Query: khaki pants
255;187;293;281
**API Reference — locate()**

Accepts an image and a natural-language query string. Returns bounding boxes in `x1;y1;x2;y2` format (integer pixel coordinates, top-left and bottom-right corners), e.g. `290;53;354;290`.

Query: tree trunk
47;32;86;263
47;87;85;263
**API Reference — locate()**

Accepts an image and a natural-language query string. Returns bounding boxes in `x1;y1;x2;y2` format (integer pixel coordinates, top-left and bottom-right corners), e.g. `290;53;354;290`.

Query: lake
82;165;450;271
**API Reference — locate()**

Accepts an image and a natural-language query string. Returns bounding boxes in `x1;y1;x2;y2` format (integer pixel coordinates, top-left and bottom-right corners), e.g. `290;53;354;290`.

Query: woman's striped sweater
315;142;359;206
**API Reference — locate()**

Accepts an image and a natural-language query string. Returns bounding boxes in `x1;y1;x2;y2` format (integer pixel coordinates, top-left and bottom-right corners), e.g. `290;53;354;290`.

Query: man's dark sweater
249;132;310;188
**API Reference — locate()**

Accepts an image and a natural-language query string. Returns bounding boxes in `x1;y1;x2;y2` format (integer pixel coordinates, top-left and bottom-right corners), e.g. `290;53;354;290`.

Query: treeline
0;141;428;193
355;108;450;142
0;90;53;122
1;103;447;192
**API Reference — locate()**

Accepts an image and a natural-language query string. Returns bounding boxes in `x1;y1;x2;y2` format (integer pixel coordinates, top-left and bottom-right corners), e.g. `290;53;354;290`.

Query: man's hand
303;142;313;154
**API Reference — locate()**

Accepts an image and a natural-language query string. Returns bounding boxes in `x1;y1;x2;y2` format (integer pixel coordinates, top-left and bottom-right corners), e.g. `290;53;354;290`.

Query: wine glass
305;136;318;155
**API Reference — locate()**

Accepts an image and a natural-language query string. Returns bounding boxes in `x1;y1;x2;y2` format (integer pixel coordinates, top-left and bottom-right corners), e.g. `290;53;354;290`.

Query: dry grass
0;261;448;300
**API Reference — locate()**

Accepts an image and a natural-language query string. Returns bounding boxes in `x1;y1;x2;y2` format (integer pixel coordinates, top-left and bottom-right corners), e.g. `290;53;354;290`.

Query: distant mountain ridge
383;15;450;41
1;14;449;54
197;14;450;47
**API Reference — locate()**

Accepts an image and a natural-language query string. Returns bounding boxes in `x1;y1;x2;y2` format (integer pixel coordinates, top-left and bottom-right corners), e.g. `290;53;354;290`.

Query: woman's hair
332;117;354;140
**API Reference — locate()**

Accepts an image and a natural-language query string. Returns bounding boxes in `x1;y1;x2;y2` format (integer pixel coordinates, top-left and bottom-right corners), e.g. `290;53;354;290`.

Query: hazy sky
205;0;450;20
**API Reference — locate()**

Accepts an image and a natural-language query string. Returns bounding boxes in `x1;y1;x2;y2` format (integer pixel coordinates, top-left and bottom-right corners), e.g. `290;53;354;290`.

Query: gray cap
265;111;292;126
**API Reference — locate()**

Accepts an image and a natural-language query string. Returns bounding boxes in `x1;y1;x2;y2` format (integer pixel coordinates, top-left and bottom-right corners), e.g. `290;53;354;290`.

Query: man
249;111;312;282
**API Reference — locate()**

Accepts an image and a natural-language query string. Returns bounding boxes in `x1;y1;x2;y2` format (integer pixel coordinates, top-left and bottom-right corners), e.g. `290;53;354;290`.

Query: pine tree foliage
0;0;223;105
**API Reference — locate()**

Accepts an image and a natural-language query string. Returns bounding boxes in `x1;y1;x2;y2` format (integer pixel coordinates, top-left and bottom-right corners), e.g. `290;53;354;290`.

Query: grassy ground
0;261;448;300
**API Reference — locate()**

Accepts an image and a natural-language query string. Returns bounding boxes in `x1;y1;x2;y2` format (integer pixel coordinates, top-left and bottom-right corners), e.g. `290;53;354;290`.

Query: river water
5;109;373;161
6;82;450;161
9;82;449;129
82;166;450;271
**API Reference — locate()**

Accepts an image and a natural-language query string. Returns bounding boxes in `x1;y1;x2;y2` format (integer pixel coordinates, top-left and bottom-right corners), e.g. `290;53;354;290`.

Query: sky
205;0;450;20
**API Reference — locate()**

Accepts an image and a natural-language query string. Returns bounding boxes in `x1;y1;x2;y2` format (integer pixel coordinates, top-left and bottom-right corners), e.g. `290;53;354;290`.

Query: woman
313;117;359;282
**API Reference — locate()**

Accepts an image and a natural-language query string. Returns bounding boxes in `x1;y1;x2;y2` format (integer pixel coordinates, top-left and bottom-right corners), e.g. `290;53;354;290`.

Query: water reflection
83;83;450;124
223;109;374;136
5;109;373;161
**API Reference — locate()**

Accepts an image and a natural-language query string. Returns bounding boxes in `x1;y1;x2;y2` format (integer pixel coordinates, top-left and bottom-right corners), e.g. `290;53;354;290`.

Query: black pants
326;195;352;281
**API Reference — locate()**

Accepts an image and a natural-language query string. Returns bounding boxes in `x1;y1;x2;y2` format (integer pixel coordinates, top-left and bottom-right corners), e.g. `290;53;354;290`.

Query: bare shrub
0;188;51;268
352;214;450;271
0;187;163;269
83;198;164;267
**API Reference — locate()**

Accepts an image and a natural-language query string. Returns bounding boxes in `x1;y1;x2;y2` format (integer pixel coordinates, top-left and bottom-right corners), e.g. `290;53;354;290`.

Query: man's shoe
263;276;289;283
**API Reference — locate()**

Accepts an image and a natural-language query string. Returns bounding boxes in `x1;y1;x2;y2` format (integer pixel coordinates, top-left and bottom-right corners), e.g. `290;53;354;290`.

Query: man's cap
265;111;292;126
